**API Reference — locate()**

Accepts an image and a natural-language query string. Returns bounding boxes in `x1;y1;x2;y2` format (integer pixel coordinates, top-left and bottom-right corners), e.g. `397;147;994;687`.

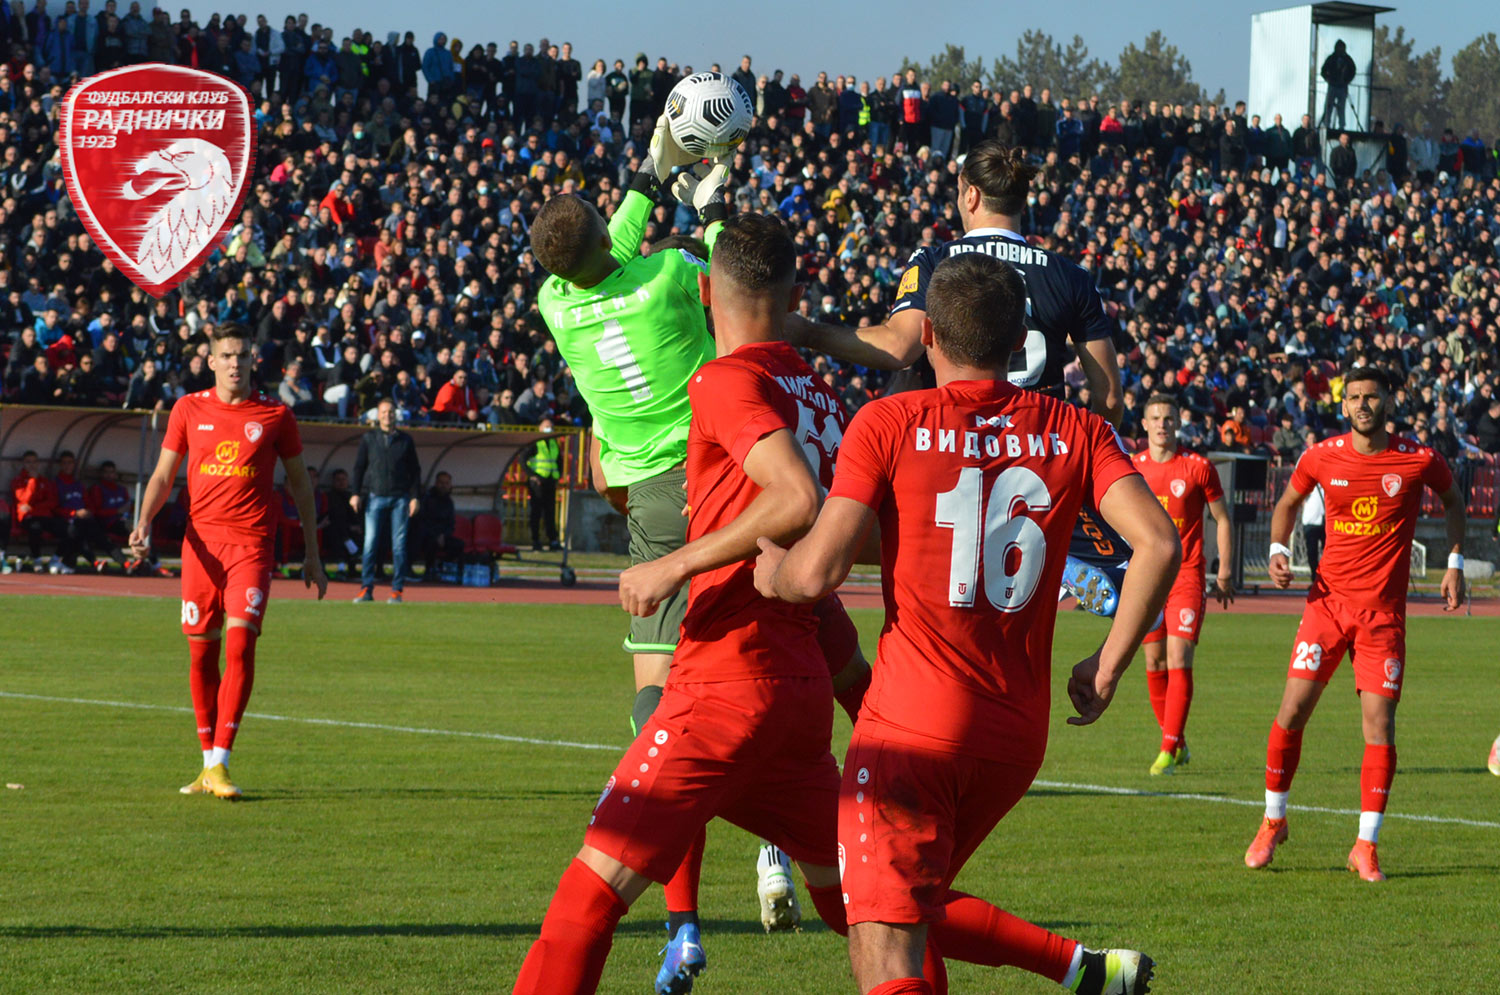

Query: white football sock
1357;811;1382;843
202;749;212;768
1265;790;1289;820
1060;943;1085;989
208;746;231;768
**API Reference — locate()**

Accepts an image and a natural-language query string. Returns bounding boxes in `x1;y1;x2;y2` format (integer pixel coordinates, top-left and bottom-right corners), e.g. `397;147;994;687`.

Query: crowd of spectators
0;7;1498;489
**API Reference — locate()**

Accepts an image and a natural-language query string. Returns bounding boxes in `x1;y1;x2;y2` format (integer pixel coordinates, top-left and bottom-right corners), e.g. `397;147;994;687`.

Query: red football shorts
839;729;1041;924
814;594;861;672
1143;565;1206;645
1285;591;1407;700
584;676;840;882
180;531;275;636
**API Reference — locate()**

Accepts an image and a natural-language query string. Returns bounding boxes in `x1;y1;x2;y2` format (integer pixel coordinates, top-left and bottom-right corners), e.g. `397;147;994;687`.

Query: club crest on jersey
245;421;263;443
1170;479;1186;498
59;64;256;298
1383;658;1402;683
1381;473;1402;497
1178;608;1196;628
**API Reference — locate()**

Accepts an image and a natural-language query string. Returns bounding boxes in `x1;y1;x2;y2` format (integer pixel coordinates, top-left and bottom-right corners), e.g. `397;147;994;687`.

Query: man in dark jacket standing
1329;130;1357;185
351;398;421;603
1318;39;1356;130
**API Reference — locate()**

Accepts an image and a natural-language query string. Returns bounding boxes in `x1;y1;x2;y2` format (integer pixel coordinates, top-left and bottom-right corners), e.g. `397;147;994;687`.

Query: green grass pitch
1;594;1497;994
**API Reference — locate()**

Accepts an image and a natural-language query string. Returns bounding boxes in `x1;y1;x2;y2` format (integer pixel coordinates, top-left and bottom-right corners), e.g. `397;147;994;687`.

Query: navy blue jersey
886;227;1115;394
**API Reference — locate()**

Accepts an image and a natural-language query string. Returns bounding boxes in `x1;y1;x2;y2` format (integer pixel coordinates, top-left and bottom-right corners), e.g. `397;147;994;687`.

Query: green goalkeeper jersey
538;189;720;487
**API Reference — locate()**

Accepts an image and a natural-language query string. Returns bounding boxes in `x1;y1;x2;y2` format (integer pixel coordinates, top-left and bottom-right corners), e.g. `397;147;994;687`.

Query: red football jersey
162;390;303;548
828;379;1137;763
1290;434;1452;613
1133;448;1223;569
676;342;846;683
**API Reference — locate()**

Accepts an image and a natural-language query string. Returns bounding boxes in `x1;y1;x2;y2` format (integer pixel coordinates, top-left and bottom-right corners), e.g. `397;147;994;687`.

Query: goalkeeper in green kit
530;116;728;994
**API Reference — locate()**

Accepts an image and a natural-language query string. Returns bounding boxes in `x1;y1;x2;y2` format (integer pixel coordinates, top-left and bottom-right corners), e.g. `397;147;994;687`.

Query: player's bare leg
1349;691;1397;881
849;921;930;995
1147;639;1195;775
1247;677;1326;868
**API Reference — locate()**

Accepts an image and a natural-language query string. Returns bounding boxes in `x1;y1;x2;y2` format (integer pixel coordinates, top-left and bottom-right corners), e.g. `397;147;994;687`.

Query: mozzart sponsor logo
199;438;256;478
1330;495;1397;536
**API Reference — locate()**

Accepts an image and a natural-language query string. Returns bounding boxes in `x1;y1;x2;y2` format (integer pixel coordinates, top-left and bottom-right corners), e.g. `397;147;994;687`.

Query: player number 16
934;466;1052;612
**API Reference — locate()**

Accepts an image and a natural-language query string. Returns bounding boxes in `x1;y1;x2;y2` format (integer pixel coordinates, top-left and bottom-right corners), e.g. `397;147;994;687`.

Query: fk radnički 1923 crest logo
59;64;256;298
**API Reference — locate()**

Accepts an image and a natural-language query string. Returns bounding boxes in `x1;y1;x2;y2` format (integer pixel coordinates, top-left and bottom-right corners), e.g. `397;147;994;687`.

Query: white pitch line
0;691;619;752
1031;779;1500;829
3;690;1496;829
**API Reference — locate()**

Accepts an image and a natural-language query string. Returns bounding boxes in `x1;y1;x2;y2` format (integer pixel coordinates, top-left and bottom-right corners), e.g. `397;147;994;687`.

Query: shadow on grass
0;919;778;940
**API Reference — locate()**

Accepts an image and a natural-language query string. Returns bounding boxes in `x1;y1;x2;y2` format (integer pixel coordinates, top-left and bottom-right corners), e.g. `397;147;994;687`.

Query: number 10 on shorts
935;466;1052;612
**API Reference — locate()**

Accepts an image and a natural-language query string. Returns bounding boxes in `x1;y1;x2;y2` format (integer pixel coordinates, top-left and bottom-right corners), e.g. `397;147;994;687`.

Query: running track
2;570;1495;616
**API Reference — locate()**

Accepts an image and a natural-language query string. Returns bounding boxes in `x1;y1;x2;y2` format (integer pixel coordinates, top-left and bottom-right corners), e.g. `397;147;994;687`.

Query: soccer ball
665;72;753;159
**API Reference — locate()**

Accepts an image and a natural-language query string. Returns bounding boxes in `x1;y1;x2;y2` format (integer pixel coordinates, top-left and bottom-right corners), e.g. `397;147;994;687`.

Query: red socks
1266;721;1303;793
1161;668;1193;752
663;825;705;914
1146;668;1168;728
188;638;222;751
922;937;948;995
1360;744;1396;813
867;981;934;995
513;859;628;995
930;891;1076;983
835;668;871;724
214;627;257;751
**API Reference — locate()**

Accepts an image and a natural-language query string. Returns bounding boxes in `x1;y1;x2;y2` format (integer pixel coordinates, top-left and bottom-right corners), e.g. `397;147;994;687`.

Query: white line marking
1031;779;1500;829
0;691;619;752
4;690;1495;829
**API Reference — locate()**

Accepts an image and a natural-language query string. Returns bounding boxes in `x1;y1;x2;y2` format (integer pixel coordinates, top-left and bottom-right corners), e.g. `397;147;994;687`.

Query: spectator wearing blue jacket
1056;104;1084;159
423;31;456;103
778;184;812;225
304;38;338;94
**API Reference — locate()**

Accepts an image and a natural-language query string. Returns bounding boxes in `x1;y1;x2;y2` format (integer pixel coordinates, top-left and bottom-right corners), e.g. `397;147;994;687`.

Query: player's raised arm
618;427;822;617
1268;479;1310;589
784;298;927;371
607;115;697;267
1069;470;1181;726
1437;482;1466;611
281;453;328;600
129;443;184;558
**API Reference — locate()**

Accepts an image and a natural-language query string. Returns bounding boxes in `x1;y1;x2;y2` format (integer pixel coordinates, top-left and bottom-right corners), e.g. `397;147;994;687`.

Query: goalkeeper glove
639;114;696;185
672;160;731;223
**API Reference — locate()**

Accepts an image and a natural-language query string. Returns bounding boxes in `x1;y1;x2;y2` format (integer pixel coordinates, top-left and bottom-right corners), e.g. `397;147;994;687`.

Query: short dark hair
1144;393;1179;414
100;459;116;470
924;254;1027;366
530;195;597;279
959;141;1038;216
1343;366;1388;394
211;322;250;345
59;449;75;459
711;213;796;292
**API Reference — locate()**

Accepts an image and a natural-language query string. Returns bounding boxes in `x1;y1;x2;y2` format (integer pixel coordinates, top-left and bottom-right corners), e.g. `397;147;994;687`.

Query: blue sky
302;0;1479;101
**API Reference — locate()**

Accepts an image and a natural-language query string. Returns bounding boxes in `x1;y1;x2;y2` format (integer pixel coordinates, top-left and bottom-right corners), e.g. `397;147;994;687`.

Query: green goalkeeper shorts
623;465;689;654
